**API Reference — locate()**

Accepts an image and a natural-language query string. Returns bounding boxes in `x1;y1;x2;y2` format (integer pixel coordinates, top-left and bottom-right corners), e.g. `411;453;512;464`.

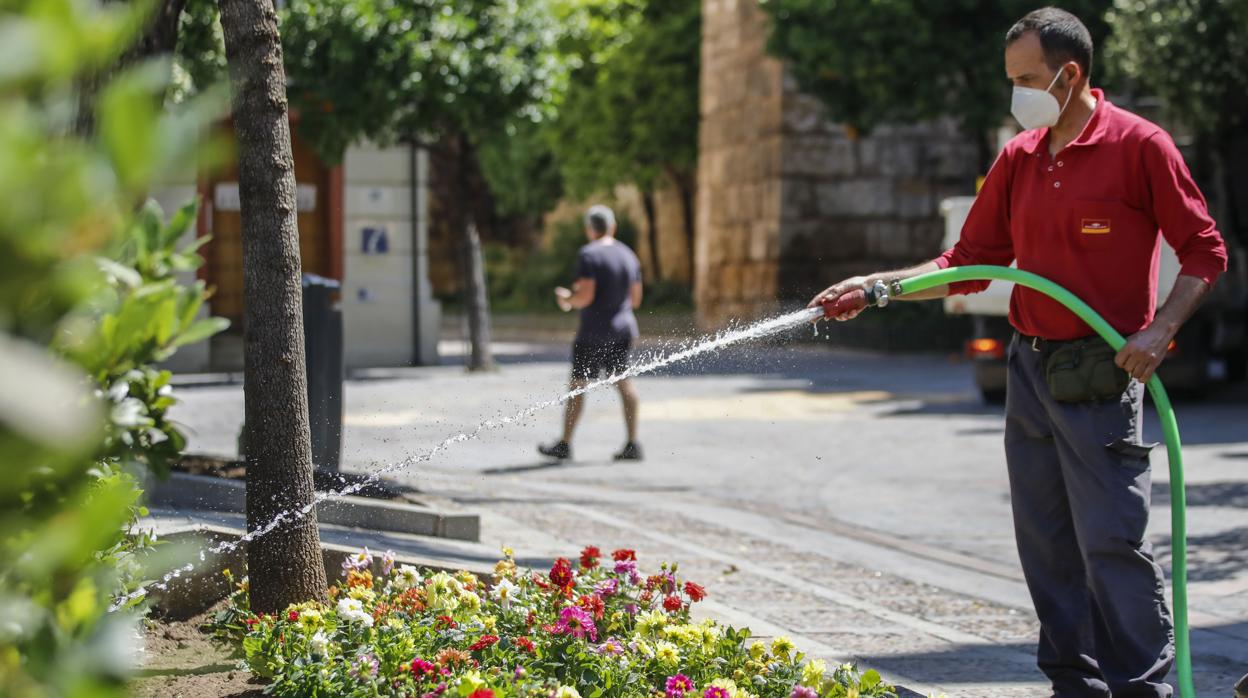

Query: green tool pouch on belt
1044;337;1131;403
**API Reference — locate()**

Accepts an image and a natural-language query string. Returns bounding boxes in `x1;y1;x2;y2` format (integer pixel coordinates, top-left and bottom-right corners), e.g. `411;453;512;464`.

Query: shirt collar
1022;88;1110;155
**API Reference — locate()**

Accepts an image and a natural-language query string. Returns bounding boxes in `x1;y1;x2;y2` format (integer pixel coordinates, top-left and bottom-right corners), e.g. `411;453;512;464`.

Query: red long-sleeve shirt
937;89;1228;340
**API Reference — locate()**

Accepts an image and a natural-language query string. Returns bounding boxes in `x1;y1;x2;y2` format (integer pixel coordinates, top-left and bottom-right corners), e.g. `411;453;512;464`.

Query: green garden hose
897;265;1195;698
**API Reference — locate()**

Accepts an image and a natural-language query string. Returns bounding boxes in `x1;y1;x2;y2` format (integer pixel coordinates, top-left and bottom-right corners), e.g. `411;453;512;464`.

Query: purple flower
380;550;396;577
594;639;625;656
790;687;818;698
341;548;373;577
666;674;694;697
614;560;637;577
624;603;640;615
349;652;379;680
594;578;619;597
553;605;598;641
514;665;526;679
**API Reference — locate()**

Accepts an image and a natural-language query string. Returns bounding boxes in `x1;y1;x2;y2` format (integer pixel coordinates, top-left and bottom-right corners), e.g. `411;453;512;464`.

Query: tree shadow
1153;480;1248;509
1154;525;1248;583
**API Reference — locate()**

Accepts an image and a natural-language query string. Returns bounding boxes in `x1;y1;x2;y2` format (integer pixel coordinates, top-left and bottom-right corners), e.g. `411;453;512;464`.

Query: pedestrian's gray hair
585;204;616;235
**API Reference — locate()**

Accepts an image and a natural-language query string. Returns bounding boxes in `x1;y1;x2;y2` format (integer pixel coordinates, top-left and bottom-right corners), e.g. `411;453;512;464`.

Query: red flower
468;691;495;698
435;615;458;630
580;546;601;569
513;636;536;653
525;610;537;627
663;595;684;612
287;610;299;622
244;616;259;628
410;658;437;677
684;581;707;602
468;634;499;651
612;549;637;562
577;593;606;620
549;558;575;590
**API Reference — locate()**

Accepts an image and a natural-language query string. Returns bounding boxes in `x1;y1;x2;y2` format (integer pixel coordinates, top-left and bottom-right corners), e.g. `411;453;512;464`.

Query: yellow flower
347;586;376;603
770;636;795;657
459;670;486;691
636;610;668;636
801;659;826;687
655;640;680;666
481;615;497;632
501;546;514;559
297;609;323;631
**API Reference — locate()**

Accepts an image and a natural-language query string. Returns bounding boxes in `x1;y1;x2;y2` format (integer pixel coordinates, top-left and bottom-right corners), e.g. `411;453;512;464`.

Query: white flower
107;381;130;402
556;687;581;698
110;398;145;427
491;577;519;610
336;598;374;627
391;565;423;592
309;631;329;656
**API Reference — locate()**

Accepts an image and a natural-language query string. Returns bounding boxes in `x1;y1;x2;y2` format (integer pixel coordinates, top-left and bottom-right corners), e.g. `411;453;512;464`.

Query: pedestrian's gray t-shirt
575;240;641;343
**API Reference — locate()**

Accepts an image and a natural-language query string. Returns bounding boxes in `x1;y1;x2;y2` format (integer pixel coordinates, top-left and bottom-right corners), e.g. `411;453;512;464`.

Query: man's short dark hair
585;204;616;235
1005;7;1094;78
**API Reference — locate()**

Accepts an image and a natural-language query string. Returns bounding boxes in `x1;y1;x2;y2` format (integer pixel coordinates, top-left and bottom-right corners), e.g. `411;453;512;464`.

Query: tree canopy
760;0;1112;158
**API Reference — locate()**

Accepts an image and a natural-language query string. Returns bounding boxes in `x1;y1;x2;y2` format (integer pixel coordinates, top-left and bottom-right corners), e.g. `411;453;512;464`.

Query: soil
175;453;414;501
131;604;264;698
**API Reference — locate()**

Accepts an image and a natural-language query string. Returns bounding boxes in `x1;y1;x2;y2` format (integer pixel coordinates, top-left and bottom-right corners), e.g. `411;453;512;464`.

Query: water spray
821;265;1196;698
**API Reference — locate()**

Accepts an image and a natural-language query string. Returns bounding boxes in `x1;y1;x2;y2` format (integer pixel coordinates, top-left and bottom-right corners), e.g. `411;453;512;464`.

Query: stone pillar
695;0;981;326
695;0;786;326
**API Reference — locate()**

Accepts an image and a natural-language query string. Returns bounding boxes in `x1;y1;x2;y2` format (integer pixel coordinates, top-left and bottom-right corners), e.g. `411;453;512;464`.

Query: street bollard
302;273;344;472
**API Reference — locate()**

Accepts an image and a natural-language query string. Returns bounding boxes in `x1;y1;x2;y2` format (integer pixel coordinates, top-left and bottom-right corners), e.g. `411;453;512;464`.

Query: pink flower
666;674;694;697
553;605;597;642
790;687;818;698
594;578;619;597
703;688;731;698
614;560;637;576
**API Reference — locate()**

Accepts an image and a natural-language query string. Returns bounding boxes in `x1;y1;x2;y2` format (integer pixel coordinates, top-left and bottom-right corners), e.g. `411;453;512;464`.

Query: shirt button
1057;161;1065;167
1054;181;1061;188
1047;165;1054;172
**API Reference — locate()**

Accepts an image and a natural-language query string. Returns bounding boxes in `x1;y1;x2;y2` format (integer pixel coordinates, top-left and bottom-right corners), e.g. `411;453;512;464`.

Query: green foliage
0;1;227;696
279;0;568;164
1104;0;1248;139
170;0;228;103
476;117;565;219
549;0;700;198
760;0;1112;148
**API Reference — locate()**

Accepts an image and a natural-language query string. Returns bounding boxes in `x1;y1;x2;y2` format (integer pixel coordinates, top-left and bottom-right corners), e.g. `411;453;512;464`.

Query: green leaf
96;257;142;288
164;198;200;248
170;316;229;348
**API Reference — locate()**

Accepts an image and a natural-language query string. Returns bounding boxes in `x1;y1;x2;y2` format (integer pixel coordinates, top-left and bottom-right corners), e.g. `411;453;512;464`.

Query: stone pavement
171;337;1248;696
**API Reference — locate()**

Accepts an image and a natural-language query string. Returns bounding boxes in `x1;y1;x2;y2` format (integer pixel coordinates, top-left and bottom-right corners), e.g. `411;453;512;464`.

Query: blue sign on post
361;226;390;254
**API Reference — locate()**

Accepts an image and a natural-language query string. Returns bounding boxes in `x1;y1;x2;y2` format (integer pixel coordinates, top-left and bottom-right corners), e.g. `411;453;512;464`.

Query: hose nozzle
820;280;890;320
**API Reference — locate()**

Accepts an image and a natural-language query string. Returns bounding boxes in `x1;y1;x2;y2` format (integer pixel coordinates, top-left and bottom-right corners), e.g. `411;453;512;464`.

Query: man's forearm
1151;274;1211;338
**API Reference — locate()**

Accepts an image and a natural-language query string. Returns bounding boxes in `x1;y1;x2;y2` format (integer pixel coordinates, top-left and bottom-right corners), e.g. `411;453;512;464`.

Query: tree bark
218;0;328;613
641;189;661;281
454;133;495;372
672;171;696;285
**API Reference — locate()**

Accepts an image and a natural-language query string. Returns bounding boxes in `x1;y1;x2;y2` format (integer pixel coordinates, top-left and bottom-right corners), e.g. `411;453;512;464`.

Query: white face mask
1011;67;1073;131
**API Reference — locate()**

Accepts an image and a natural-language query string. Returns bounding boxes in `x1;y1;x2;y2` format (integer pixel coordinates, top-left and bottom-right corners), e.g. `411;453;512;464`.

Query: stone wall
695;0;981;325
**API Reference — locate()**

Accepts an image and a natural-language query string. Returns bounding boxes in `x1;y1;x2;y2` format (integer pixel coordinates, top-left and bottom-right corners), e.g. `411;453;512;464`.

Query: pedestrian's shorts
571;340;632;380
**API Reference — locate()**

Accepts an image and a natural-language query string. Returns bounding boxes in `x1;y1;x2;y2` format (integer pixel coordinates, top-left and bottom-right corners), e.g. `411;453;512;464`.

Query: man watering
810;8;1227;697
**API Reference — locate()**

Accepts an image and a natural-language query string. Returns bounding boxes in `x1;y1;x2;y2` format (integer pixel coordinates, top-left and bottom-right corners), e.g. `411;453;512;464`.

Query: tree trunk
454;133;495;372
461;221;495;371
672;172;696;285
219;0;328;613
641;189;662;281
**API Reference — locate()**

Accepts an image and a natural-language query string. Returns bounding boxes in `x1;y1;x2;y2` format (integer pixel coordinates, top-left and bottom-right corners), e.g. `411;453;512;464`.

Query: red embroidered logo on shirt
1080;218;1111;234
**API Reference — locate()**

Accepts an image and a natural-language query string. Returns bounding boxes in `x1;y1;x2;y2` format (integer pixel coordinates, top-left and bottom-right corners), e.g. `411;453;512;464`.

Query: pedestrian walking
810;8;1228;697
538;205;644;461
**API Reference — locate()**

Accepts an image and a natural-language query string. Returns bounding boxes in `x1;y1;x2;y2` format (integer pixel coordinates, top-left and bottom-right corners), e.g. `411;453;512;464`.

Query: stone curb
148;472;480;542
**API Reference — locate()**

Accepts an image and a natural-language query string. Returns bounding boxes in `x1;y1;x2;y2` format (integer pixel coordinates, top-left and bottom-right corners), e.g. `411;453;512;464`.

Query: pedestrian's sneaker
613;441;643;461
537;440;571;460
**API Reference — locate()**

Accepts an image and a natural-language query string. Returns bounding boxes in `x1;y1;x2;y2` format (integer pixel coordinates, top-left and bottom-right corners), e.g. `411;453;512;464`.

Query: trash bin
302;273;344;472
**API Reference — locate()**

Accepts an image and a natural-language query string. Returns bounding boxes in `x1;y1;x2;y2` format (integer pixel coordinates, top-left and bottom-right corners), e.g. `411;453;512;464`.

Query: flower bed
209;546;899;698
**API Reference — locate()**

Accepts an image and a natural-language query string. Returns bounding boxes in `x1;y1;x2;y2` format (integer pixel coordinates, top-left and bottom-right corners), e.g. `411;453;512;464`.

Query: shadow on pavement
1155;525;1248;583
1153;480;1248;509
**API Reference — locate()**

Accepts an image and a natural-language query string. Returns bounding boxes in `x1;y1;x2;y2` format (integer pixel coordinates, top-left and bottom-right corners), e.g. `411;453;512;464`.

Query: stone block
864;221;913;260
815;178;896;218
895;179;935;220
780;136;856;177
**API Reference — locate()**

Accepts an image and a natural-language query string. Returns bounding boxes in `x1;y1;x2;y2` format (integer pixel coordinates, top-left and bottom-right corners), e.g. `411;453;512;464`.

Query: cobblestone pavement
173;338;1248;696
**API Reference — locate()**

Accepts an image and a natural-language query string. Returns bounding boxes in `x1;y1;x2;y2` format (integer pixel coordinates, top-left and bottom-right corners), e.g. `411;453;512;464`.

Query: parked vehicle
940;196;1247;403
